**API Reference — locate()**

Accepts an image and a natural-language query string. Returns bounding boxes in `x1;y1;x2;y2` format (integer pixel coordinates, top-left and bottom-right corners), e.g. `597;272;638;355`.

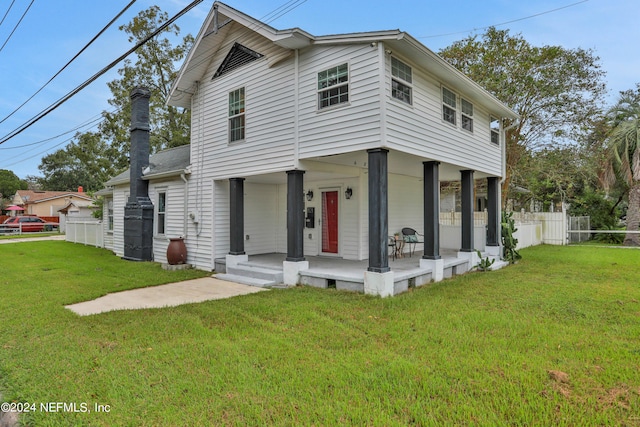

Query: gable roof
15;190;91;205
167;2;517;120
105;144;191;186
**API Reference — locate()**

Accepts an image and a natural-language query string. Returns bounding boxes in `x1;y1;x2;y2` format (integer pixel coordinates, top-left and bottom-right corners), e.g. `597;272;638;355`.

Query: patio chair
401;227;424;257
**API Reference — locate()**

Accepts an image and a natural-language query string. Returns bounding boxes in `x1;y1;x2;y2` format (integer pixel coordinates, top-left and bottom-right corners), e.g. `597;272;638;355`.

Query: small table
390;236;405;260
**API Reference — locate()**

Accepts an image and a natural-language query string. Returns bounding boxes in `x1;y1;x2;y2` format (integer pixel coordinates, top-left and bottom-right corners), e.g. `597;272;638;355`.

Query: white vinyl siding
191;23;296;181
299;45;382;158
385;59;503;175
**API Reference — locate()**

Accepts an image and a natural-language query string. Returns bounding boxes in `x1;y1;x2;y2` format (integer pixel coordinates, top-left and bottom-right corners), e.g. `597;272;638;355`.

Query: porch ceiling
241;150;497;185
305;151;496;182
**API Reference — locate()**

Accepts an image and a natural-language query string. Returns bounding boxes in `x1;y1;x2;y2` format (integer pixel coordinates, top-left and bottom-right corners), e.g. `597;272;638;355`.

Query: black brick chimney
123;87;154;261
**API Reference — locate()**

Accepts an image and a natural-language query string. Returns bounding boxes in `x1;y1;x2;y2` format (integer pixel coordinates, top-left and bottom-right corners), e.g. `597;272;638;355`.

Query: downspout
180;172;188;237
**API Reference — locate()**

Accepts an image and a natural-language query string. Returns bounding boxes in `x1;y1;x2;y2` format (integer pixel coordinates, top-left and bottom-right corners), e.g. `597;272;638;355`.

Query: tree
37;132;118;192
0;169;28;205
99;6;194;170
439;28;606;206
602;84;640;246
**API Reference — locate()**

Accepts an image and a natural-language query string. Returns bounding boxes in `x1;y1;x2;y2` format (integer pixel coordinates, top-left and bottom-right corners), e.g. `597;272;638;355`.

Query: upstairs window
318;63;349;109
490;116;500;145
461;98;474;132
391;57;412;105
442;87;456;125
229;87;245;142
157;192;166;235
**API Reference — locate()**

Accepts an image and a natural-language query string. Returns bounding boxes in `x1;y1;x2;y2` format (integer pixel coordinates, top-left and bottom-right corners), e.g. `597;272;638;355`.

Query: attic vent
213;43;263;79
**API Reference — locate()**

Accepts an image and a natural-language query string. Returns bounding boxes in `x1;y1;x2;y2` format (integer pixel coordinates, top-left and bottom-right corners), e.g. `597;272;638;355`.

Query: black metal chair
401;227;424;257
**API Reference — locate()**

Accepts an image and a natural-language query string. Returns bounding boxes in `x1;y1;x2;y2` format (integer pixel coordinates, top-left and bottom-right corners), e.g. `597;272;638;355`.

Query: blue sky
0;0;637;180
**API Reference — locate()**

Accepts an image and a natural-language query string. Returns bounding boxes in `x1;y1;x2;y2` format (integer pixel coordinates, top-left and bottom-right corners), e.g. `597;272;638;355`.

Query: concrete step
214;273;276;288
228;264;284;283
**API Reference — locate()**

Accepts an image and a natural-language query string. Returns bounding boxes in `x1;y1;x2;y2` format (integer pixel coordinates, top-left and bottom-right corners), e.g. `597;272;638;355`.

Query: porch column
422;161;440;260
367;148;390;273
286;170;305;262
460;170;475;252
486;177;501;255
229;177;245;255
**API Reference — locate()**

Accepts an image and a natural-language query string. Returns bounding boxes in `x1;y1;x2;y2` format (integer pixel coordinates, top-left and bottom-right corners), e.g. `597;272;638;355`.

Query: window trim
228;87;245;143
157;191;167;236
391;56;413;105
442;86;457;126
317;63;350;111
107;199;114;232
461;97;474;133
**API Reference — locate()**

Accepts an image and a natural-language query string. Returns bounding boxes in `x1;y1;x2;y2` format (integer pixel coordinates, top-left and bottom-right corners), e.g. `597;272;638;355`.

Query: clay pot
167;238;187;265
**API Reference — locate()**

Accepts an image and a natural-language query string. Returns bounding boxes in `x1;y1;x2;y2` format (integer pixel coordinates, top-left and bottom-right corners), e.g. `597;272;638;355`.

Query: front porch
214;248;493;295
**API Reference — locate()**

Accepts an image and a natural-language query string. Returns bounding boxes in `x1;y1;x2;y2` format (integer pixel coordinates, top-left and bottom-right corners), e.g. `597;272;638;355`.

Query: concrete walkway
0;234;66;244
65;277;268;316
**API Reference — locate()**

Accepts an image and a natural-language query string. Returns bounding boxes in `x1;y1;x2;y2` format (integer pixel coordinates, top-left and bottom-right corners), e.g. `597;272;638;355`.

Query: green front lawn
1;242;639;426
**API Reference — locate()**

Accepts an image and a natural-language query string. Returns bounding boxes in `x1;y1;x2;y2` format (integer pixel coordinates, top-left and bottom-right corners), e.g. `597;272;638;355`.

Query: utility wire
0;0;204;146
0;0;35;54
0;112;107;150
0;0;16;29
0;0;137;125
419;0;589;39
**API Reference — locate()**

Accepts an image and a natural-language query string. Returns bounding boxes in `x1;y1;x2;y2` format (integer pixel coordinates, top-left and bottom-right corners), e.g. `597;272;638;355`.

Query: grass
1;242;639;426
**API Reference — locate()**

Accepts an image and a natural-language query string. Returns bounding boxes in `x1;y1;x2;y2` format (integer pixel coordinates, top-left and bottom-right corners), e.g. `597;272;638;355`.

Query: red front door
322;190;339;253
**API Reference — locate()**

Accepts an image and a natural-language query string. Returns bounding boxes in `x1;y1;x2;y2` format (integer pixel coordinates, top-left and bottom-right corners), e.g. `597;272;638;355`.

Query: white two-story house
100;2;517;296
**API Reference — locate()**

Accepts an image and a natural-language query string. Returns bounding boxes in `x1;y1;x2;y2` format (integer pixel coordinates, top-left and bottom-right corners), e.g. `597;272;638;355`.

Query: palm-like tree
603;86;640;245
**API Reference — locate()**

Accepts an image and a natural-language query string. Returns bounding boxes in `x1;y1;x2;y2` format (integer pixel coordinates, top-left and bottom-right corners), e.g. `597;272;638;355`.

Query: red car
2;216;48;232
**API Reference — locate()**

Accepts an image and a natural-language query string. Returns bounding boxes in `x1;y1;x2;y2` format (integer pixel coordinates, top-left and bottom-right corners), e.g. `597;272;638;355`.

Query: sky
0;0;637;180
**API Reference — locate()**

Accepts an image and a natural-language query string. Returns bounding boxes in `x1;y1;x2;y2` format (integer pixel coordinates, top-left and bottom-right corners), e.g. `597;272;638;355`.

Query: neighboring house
12;188;92;217
100;2;518;296
57;199;98;233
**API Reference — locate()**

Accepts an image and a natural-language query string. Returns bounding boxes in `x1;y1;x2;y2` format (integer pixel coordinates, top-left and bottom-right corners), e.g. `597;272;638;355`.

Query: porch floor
243;249;461;276
215;249;471;288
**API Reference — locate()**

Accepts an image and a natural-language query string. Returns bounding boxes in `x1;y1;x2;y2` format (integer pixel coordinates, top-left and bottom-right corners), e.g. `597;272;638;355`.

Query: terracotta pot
167;238;187;265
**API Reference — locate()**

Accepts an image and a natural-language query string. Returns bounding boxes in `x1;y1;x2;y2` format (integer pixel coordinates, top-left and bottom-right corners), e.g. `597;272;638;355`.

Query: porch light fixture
306;190;314;201
345;187;353;200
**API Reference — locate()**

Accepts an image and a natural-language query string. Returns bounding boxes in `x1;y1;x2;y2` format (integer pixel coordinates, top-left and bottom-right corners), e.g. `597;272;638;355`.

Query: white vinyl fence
440;210;568;249
66;220;104;248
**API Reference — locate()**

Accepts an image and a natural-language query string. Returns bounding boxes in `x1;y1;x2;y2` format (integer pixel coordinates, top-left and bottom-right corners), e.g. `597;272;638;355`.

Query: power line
0;0;16;29
0;0;137;125
0;112;108;150
418;0;590;39
0;0;35;54
0;0;204;146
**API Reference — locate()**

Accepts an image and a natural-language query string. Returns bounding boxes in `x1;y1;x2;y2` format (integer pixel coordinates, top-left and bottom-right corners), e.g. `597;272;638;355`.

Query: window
490;116;500;145
461;98;474;132
107;199;114;231
391;57;412;105
229;88;245;142
318;63;349;109
157;192;166;235
442;87;456;125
